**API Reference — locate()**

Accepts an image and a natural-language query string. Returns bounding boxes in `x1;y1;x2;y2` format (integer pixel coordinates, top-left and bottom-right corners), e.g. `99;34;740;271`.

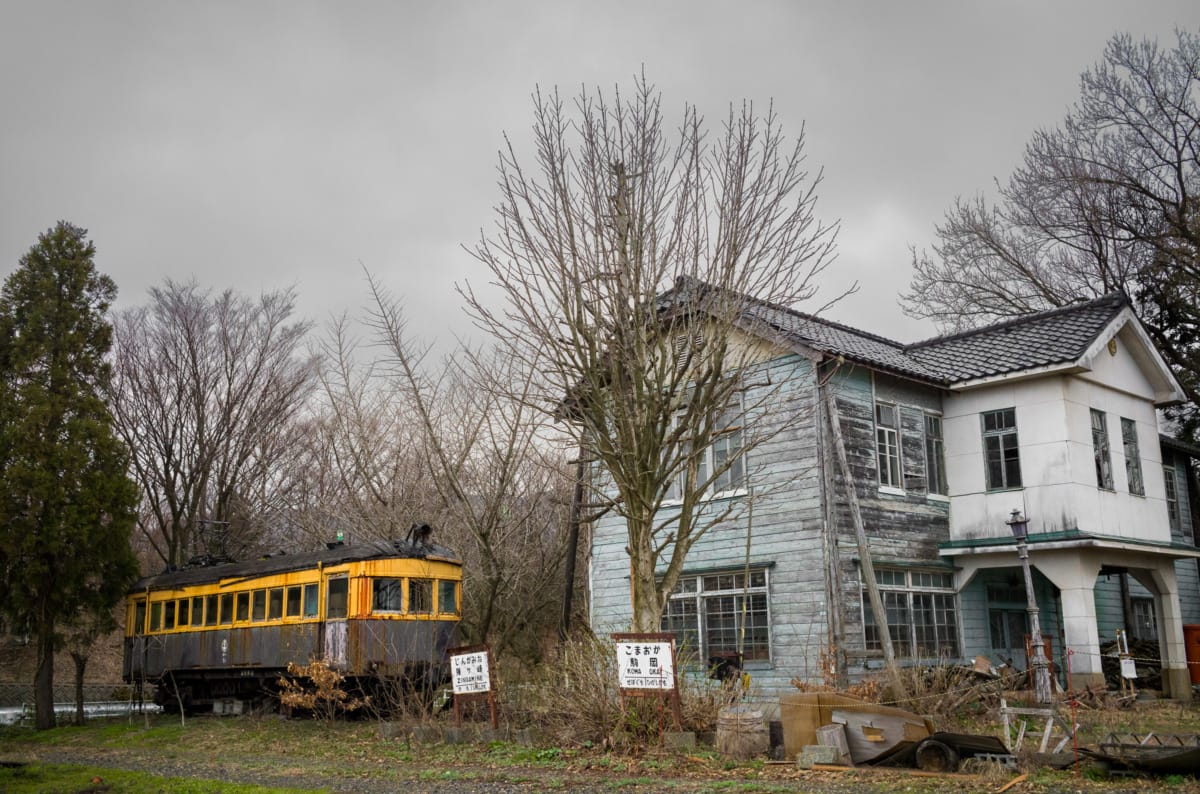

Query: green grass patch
0;763;323;793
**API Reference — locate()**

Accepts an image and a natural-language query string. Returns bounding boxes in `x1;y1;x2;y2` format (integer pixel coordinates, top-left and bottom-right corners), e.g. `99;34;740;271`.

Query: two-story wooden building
587;290;1200;699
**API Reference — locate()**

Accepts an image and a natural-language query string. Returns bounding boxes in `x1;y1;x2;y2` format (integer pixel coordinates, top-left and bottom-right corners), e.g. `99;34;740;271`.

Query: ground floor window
862;567;959;658
661;569;770;663
1130;597;1157;642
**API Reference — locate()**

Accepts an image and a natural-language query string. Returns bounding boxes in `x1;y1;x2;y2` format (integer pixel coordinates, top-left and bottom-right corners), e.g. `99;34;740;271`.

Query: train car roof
129;539;461;593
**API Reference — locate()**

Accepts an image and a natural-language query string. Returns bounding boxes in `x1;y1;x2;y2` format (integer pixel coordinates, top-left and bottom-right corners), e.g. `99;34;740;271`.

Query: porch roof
937;529;1200;559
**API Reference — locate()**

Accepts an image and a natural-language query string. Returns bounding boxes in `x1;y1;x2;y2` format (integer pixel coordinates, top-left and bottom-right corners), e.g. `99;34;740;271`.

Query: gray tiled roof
906;294;1128;383
742;302;946;381
741;292;1129;385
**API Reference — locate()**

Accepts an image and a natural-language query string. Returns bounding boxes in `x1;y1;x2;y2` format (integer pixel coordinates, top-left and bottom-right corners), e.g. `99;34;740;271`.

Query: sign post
448;644;498;729
612;632;681;731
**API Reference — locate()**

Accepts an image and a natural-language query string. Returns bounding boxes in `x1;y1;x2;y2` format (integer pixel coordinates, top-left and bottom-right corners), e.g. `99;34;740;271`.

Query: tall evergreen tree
0;222;139;730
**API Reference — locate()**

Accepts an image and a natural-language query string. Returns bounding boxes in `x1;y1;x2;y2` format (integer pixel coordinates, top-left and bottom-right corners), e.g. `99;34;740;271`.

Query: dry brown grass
498;631;735;748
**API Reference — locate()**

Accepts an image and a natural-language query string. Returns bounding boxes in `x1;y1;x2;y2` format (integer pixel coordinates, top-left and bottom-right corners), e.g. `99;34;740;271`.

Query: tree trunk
71;651;88;726
34;617;56;730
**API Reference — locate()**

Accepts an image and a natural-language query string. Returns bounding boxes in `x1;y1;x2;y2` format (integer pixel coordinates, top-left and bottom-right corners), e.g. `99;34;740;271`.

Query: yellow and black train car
122;536;462;712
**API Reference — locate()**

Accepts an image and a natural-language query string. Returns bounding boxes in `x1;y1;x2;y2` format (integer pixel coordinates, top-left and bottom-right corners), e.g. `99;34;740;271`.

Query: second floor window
925;414;947;495
1121;418;1144;496
666;400;746;500
982;408;1021;490
1164;464;1180;528
1091;409;1113;490
875;403;901;488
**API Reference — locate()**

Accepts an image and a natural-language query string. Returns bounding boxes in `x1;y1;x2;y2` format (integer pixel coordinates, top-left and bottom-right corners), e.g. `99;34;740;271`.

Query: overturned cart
780;692;1011;772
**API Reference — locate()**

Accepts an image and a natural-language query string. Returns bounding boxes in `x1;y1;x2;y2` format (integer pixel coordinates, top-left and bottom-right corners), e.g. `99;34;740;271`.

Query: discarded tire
915;738;960;772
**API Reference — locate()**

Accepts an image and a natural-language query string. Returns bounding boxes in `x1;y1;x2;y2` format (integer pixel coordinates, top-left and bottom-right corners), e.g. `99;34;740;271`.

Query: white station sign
616;640;675;690
450;649;491;694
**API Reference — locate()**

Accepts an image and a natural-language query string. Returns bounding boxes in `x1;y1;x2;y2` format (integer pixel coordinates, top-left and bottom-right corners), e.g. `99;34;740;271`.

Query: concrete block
411;725;443;744
796;744;841;769
663;731;696;751
378;722;406;740
513;727;541;746
476;727;509;743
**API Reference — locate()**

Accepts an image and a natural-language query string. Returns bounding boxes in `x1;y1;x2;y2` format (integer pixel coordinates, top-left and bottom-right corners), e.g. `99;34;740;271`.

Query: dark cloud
2;1;1197;345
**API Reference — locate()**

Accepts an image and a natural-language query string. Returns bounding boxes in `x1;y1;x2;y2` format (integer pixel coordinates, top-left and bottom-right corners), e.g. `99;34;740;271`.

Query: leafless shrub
277;660;369;722
501;632;731;748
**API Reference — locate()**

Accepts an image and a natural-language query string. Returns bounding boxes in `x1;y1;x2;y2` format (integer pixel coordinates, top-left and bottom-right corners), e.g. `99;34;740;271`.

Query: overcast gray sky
2;1;1198;346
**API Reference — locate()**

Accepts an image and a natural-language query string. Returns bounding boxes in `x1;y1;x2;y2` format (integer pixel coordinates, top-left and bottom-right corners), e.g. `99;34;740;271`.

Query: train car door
323;574;349;667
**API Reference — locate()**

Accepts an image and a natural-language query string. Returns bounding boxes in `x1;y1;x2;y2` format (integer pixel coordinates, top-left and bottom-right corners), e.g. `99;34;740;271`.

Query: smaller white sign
616;641;675;690
451;650;491;694
1120;656;1138;680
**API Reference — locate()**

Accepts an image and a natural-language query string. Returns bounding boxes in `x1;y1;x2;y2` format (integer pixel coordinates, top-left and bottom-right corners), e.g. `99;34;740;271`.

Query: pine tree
0;222;139;730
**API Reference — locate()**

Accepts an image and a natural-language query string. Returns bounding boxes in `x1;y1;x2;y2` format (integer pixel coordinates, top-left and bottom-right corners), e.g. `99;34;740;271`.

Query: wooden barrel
716;705;769;759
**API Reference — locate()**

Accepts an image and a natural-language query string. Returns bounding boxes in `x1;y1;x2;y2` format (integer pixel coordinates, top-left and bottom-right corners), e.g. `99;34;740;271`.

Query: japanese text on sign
450;650;491;694
616;641;675;690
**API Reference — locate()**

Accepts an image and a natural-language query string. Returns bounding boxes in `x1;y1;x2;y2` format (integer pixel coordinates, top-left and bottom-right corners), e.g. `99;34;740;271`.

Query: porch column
1033;554;1105;688
1136;564;1190;700
1057;584;1105;687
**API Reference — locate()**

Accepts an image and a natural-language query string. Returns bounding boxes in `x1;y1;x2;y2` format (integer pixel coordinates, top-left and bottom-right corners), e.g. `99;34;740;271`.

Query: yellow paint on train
126;555;462;637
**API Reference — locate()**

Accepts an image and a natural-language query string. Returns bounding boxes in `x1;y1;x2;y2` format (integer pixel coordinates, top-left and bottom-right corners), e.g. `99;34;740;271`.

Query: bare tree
462;76;842;632
903;30;1200;425
108;281;317;567
308;284;572;662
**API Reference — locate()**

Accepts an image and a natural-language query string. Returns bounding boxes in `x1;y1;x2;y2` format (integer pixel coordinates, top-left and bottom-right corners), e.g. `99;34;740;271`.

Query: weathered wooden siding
1164;451;1200;625
587;353;830;695
825;367;952;677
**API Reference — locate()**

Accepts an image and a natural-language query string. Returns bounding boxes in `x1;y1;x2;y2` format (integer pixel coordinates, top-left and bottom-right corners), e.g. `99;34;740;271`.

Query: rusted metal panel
347;618;456;675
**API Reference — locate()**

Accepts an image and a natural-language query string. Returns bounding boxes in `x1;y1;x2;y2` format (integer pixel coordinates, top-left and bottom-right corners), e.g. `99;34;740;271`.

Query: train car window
252;590;267;622
177;599;189;627
268;588;283;620
205;595;218;626
191;596;204;626
236;592;250;622
373;578;403;612
219;593;234;625
302;583;319;617
327;577;348;619
133;601;147;635
164;601;176;630
408;579;432;614
285;586;302;618
438;580;458;615
150;602;162;632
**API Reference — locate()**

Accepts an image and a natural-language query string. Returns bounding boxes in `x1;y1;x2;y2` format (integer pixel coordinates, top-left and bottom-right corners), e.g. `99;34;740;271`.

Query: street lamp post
1007;509;1053;704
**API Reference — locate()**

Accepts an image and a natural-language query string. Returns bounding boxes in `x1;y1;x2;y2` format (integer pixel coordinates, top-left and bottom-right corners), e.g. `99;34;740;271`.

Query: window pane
661;598;699;655
303;584;319;617
925;415;947;495
1091;409;1113;489
372;578;403;612
438;580;458;614
285;586;302;618
191;597;204;626
219;593;234;625
409;579;432;614
1122;418;1143;496
150;602;162;632
133;601;147;635
164;601;176;630
1164;464;1180;527
251;590;266;622
327;577;349;619
204;595;218;626
235;592;249;622
176;599;189;627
